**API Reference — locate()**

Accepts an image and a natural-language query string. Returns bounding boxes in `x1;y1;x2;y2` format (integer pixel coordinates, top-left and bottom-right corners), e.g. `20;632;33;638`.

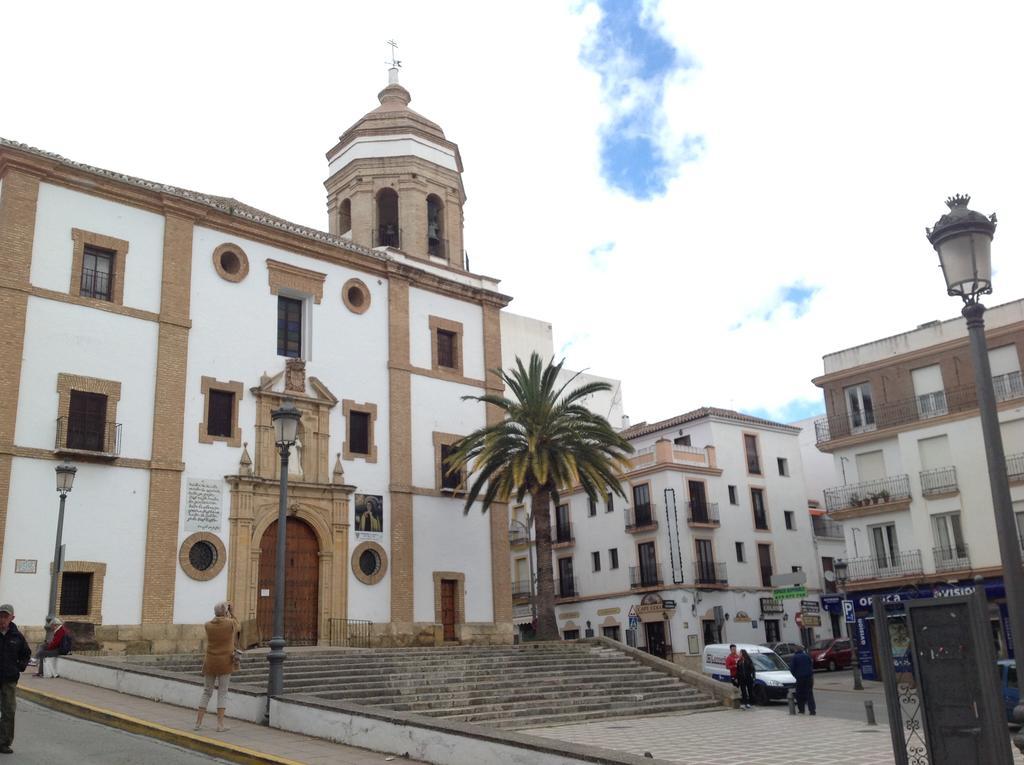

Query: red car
810;637;853;671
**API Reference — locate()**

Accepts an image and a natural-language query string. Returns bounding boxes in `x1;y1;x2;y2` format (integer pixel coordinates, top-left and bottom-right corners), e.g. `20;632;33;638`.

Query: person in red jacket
725;644;739;685
35;617;71;677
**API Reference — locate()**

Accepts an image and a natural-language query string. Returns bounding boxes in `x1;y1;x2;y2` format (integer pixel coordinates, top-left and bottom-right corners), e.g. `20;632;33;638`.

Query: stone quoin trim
212;242;250;283
342;399;378;463
53;560;107;624
198;376;244;447
55;373;122;452
70;228;130;306
266;258;326;304
179;532;227;581
341;278;371;314
433;571;466;633
352;541;388;585
433;431;466;493
429;315;464;377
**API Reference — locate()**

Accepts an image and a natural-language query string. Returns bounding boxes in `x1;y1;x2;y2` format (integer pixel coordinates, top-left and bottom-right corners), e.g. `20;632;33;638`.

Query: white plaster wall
408;286;484;379
0;457;149;625
410;375;485;489
15;296;159;460
413;495;493;623
30;183;165;314
500;312;555;368
793;416;837;507
327;135;458;177
176;226;392;624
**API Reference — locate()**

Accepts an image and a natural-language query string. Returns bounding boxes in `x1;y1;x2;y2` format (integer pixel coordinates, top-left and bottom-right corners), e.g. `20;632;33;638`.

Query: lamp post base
266;635;286;698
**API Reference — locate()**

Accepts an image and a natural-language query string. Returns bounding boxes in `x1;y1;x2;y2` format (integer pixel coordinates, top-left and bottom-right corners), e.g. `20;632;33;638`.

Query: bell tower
325;66;467;270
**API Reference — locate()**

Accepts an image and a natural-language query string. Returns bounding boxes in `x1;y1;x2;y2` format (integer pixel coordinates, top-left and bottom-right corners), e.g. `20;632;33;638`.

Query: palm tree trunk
531;487;559;640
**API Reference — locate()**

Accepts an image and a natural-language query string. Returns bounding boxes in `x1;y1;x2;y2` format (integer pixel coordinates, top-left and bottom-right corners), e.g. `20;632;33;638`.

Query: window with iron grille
744;434;761;474
207;390;235;438
751;487;769;530
440;443;462;490
563;629;580;640
60;572;92;615
349;411;370;455
67;391;108;451
277;296;303;358
437;329;457;369
81;245;114;301
603;625;621;641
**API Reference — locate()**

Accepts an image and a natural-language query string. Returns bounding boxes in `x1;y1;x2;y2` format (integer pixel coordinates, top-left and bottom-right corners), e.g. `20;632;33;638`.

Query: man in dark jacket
0;604;32;754
790;644;816;715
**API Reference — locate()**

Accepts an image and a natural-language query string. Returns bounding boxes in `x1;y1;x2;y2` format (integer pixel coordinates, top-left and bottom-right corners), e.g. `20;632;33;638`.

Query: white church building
0;69;515;651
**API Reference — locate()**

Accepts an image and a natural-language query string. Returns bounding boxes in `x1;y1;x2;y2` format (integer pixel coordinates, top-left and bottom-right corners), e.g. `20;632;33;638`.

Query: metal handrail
824;474;912;513
843;549;923;581
554;577;578;598
920;466;958;496
932;545;970;572
1008;453;1024;482
55;416;122;456
694;561;728;586
629;565;663;588
687;501;720;525
328;618;372;648
625;503;658;530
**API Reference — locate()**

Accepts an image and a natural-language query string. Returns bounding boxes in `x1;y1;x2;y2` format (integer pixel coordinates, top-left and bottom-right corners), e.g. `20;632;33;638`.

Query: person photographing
194;601;240;733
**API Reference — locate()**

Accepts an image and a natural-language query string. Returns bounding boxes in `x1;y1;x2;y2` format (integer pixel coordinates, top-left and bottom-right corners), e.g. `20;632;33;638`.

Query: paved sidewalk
522;706;1024;765
18;675;425;765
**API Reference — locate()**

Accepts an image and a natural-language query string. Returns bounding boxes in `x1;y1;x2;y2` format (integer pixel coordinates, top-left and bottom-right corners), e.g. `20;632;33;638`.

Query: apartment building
511;407;825;668
812;298;1024;678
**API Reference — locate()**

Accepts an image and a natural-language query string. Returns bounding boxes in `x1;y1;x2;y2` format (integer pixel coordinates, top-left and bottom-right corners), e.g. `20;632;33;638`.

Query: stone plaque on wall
185;479;223;533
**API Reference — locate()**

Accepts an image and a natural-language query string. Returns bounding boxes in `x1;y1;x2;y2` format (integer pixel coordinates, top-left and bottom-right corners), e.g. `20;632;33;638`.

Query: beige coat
201;616;238;677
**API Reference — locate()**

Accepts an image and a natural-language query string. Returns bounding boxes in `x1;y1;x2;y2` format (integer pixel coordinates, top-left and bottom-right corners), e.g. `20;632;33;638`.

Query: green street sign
773;585;807;600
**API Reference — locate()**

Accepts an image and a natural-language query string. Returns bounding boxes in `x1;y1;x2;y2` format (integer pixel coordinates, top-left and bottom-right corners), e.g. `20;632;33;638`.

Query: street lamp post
510;518;537;624
926;195;1024;749
266;398;301;707
833;559;864;691
46;462;77;625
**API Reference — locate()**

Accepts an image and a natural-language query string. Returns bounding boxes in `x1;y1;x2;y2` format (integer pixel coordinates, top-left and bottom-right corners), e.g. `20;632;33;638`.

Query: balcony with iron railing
552;520;574;547
920;466;958;497
812;516;844;540
508;526;531;546
55;417;122;458
813;380;1024;446
625;503;659;532
1008;453;1024;484
511;579;533;600
694;561;728;587
629;564;663;589
823;474;912;518
687;501;720;527
933;545;971;573
843;549;924;582
554;577;578;599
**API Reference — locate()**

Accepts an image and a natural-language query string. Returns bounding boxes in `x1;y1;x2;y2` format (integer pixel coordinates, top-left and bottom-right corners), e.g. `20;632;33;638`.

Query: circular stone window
342;278;371;314
179;532;227;581
212;243;250;283
351;541;388;585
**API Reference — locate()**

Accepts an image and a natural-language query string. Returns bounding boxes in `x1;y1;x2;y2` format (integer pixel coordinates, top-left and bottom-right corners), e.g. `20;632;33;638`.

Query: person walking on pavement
194;601;240;733
736;648;757;709
0;604;33;754
790;644;817;715
725;644;739;686
35;616;72;677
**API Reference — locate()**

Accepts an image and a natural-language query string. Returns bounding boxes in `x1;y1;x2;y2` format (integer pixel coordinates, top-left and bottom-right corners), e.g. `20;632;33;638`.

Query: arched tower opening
427;194;445;258
376;188;400;248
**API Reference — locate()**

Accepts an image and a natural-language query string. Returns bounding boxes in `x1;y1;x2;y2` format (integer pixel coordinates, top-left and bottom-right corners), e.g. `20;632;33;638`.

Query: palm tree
445;353;634;640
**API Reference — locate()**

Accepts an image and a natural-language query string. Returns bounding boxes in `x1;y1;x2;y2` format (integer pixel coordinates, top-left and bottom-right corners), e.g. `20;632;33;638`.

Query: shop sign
801;613;822;627
800;600;820;614
760;597;784;614
773;585;807;600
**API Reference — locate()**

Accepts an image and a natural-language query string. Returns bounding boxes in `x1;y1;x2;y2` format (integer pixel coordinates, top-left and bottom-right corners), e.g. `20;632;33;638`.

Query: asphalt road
10;700;229;763
760;669;891;723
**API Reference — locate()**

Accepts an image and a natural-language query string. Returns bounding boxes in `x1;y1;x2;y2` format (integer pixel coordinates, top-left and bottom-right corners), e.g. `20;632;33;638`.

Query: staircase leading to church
157;642;721;729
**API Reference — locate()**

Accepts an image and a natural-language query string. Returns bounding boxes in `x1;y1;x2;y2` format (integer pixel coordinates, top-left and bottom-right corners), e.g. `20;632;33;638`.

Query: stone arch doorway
257;517;320;645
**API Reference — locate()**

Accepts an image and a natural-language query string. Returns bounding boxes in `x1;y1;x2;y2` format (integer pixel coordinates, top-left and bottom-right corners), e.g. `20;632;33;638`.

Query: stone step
307;676;689;703
491;698;721;730
375;685;699;713
440;696;718;726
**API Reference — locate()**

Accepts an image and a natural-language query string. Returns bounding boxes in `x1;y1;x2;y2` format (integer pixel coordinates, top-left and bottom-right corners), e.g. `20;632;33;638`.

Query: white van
703;643;797;705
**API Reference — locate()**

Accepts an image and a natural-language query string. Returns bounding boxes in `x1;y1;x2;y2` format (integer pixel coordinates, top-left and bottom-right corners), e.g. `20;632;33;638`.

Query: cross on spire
386;39;402;70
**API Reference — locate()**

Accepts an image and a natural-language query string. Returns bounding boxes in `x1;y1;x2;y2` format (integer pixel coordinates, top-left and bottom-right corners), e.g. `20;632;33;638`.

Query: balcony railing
553;521;574;545
508;526;531;546
1009;453;1024;483
823;474;911;513
427;236;449;259
629;565;663;589
687;501;720;526
843;549;923;581
511;579;532;599
694;561;728;586
328;618;372;648
812;516;844;539
920;466;958;497
933;545;970;573
374;225;402;249
994;371;1024;403
554;577;578;599
55;417;122;457
625;503;658;532
815;384;981;445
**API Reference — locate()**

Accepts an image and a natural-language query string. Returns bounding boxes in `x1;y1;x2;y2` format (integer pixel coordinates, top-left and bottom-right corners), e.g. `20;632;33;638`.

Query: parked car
810;637;853;671
997;659;1018;723
762;642;802;665
702;643;796;705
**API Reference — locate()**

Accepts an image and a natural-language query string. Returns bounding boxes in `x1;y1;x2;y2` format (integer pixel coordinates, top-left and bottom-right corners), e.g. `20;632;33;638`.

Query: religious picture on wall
354;494;384;540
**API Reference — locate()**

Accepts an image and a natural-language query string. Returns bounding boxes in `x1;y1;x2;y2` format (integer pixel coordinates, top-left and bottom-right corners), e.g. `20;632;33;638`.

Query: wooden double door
257;518;320;645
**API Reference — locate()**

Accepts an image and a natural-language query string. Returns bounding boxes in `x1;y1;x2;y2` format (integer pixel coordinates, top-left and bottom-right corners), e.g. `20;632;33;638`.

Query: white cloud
4;0;1024;426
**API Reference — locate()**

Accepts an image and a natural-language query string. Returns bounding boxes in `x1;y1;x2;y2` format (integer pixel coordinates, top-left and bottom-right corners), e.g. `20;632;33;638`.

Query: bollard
865;699;877;725
787;689;796;715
